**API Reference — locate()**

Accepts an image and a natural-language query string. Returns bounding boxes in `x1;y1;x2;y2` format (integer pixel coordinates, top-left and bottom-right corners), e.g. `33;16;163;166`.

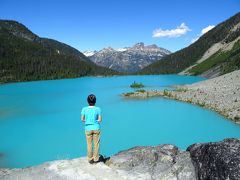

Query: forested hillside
0;20;117;83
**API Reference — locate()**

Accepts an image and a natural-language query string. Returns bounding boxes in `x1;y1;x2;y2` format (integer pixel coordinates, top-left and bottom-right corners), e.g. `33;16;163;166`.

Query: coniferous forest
0;20;118;83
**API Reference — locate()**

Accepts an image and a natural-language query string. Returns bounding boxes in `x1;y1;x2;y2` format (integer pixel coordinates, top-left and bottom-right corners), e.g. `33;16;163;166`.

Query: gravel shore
123;70;240;124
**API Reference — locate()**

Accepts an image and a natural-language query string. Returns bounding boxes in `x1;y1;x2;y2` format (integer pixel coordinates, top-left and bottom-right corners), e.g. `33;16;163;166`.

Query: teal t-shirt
81;106;101;131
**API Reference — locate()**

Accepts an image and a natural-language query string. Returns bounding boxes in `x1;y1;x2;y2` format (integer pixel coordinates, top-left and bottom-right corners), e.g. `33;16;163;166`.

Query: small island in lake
130;81;145;88
123;70;240;124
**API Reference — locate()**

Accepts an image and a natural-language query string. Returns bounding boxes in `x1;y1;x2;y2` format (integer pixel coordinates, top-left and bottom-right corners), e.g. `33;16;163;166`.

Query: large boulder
108;144;196;180
187;138;240;180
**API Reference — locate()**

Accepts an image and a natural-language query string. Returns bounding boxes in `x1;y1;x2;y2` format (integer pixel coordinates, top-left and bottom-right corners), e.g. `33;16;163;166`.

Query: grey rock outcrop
187;138;240;180
109;144;196;180
1;139;240;180
0;157;127;180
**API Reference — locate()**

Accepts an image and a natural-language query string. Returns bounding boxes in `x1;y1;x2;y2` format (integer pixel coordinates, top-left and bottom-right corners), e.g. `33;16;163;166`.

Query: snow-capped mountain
84;42;171;73
83;50;97;57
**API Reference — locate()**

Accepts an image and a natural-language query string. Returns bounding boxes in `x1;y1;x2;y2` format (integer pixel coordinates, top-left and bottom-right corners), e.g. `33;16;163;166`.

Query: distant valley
84;43;171;73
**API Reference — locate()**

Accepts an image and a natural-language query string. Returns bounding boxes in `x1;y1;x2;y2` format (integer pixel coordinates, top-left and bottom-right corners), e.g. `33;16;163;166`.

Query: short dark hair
87;94;96;105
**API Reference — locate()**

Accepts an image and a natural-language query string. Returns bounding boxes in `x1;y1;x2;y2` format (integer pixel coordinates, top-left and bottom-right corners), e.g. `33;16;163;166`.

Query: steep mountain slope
185;38;240;78
139;12;240;78
0;20;116;83
84;42;171;73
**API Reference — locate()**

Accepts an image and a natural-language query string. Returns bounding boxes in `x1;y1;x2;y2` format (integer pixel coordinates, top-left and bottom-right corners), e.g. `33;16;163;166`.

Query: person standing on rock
81;94;102;164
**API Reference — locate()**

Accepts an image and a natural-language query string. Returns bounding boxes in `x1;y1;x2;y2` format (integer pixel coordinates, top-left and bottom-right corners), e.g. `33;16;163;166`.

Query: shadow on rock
99;154;110;164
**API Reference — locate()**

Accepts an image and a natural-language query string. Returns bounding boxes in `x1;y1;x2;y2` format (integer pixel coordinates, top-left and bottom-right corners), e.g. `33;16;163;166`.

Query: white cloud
201;25;215;35
152;23;191;38
191;25;215;43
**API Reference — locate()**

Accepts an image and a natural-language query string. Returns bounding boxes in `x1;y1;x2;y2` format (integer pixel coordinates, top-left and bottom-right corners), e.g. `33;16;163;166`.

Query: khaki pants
85;130;100;161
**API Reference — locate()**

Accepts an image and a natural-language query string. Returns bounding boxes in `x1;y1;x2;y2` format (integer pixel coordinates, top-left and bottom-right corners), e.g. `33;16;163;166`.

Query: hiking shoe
94;154;104;163
88;159;94;164
93;159;100;163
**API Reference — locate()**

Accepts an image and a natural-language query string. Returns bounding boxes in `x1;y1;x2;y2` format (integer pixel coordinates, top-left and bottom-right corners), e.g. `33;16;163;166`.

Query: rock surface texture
1;139;239;180
187;138;240;180
0;157;127;180
109;144;196;180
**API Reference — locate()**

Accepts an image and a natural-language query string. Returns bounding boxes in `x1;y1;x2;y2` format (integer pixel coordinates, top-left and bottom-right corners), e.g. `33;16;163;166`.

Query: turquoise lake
0;75;240;168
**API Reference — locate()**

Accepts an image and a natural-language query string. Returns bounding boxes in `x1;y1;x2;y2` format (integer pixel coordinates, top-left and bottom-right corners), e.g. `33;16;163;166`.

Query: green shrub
163;89;172;97
163;89;168;96
130;81;144;88
136;89;146;93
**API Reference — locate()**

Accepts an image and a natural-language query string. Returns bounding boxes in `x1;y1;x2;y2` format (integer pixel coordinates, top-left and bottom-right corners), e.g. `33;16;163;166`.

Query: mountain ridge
84;42;171;73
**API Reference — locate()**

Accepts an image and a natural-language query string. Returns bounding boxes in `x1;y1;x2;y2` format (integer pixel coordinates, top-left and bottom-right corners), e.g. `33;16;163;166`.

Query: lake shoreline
0;74;124;86
123;70;240;124
0;73;202;86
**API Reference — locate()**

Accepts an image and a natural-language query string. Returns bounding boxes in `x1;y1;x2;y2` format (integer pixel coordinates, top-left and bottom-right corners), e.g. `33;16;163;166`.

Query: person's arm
98;115;102;122
97;107;102;122
81;108;85;122
81;115;85;122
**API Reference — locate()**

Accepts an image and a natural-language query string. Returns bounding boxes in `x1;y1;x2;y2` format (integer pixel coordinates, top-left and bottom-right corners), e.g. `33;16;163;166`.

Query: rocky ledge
123;70;240;124
0;138;239;180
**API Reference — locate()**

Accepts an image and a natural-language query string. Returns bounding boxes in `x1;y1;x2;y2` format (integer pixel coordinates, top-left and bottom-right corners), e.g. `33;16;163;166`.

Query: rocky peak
87;42;171;72
146;44;159;49
100;47;115;52
132;42;145;50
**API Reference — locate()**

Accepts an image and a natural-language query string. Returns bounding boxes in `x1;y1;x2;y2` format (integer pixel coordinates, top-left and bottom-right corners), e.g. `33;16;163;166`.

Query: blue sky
0;0;239;52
